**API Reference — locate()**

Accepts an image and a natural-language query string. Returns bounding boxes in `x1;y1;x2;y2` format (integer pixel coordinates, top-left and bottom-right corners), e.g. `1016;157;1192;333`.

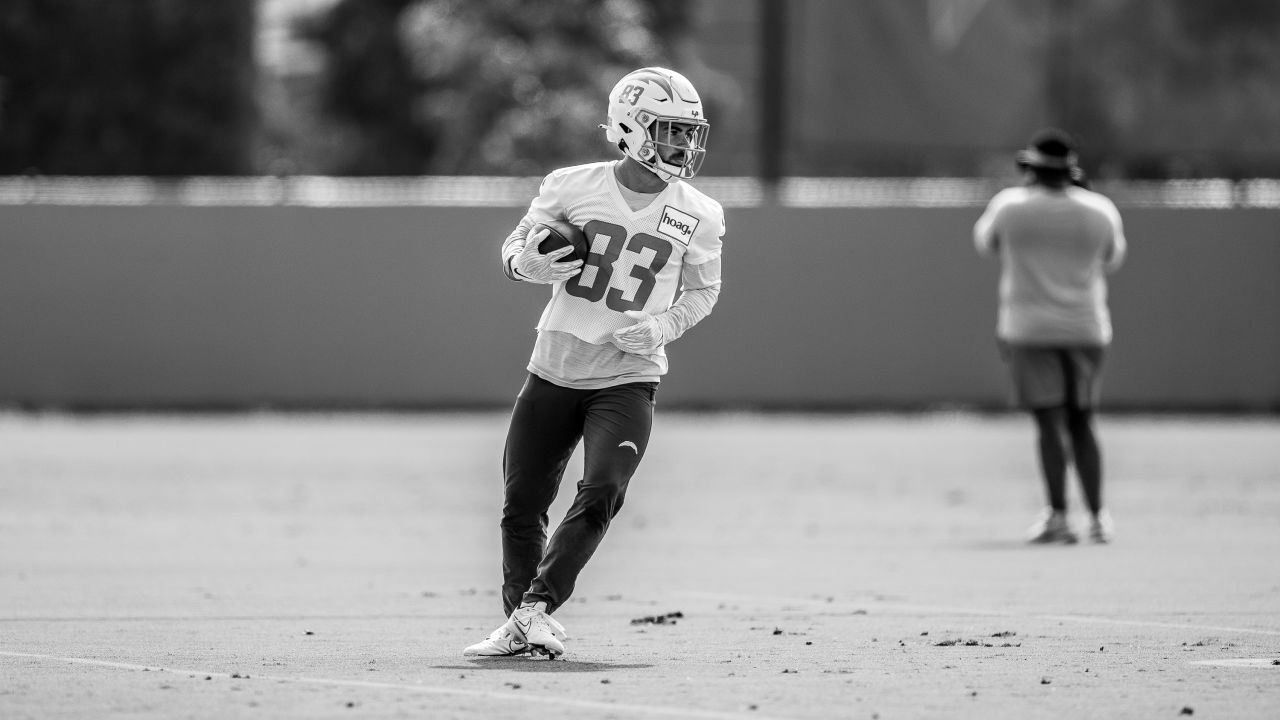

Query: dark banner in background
2;204;1276;411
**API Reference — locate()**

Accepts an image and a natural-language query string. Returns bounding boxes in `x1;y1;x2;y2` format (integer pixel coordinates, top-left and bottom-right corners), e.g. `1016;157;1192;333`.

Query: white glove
611;310;667;355
513;227;583;284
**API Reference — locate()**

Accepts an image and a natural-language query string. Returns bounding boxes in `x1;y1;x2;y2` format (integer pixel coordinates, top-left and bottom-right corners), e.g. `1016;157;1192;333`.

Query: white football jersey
519;162;725;345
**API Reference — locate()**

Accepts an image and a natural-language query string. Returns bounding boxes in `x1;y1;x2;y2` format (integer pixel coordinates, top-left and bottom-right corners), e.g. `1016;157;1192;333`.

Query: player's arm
1102;201;1127;272
500;174;582;283
612;257;721;355
504;224;581;284
500;217;537;281
974;190;1013;255
973;209;1000;255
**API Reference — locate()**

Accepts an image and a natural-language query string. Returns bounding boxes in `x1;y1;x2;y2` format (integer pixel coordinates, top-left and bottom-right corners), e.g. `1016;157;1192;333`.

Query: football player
464;67;725;658
974;128;1127;545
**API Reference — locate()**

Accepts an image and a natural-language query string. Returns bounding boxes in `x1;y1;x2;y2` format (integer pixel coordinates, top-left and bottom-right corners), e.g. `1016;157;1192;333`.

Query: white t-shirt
974;185;1126;345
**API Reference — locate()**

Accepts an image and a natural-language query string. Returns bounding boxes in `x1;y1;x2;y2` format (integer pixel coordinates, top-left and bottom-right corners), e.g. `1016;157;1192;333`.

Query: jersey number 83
565;219;673;312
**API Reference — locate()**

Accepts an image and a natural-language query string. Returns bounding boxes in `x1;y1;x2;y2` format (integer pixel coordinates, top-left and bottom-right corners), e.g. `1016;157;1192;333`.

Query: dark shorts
1000;342;1107;410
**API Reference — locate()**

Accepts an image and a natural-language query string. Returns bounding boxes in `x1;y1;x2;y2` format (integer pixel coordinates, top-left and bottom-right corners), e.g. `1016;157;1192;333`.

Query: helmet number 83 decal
565;219;672;311
617;84;644;105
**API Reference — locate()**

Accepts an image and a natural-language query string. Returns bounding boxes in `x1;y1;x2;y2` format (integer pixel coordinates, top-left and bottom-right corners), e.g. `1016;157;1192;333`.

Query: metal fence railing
1;176;1278;209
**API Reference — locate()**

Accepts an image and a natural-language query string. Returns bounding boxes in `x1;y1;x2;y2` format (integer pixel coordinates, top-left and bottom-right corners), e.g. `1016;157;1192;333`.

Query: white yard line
0;650;792;720
1035;614;1280;637
1188;659;1280;668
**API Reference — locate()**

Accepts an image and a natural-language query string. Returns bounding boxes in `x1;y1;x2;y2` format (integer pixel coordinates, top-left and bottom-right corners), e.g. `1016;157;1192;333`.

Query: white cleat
1026;509;1078;544
1089;509;1115;544
512;605;566;658
462;620;530;657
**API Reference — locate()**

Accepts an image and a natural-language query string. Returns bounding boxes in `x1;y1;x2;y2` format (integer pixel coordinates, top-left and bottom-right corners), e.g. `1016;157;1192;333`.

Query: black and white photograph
2;1;1278;718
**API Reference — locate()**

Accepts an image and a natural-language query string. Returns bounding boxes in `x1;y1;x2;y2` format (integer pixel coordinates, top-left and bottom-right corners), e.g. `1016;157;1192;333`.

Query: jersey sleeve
500;171;570;280
681;255;721;290
683;198;725;266
525;170;570;225
1100;196;1127;272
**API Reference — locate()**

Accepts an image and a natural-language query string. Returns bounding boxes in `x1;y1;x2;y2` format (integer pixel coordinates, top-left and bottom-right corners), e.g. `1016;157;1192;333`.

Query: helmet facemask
633;113;709;181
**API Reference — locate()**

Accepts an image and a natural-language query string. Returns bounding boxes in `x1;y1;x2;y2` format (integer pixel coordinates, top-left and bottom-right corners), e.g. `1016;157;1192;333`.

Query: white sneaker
1089;509;1114;544
1026;509;1078;544
462;619;530;657
512;605;566;658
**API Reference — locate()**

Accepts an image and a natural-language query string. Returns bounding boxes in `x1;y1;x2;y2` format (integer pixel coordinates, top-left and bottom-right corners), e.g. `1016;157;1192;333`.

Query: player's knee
1066;405;1090;420
500;506;547;533
577;478;629;524
1032;407;1064;434
1065;407;1093;433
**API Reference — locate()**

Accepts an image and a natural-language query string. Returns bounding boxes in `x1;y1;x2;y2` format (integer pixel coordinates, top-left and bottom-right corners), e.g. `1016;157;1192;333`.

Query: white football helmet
602;67;709;183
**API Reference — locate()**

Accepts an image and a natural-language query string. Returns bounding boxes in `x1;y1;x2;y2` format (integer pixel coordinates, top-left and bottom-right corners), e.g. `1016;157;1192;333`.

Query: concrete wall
2;204;1277;410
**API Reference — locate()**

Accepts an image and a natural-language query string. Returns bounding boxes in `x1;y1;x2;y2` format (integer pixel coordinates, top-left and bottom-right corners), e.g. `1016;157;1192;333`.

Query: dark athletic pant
500;374;656;616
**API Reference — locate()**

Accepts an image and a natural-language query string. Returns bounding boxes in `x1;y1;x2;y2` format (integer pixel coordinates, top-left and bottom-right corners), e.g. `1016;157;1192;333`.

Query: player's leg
1027;404;1077;543
1066;405;1101;509
524;381;656;614
466;375;584;658
1064;347;1112;542
1008;345;1077;543
1032;406;1069;514
500;375;585;615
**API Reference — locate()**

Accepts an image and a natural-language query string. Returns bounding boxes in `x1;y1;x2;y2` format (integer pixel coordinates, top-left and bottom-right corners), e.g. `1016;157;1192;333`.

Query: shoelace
490;625;526;644
528;613;556;637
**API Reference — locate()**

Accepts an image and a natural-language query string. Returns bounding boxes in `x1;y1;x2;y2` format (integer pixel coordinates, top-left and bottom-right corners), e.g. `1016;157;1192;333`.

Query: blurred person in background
464;67;725;658
974;128;1127;545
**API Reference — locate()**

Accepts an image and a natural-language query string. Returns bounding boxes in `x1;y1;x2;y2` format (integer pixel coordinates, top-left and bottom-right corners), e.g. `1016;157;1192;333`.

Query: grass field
1;411;1278;719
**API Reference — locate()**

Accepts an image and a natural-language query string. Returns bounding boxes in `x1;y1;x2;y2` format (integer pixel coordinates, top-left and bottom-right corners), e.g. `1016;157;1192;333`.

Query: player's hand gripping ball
514;220;587;284
533;219;589;263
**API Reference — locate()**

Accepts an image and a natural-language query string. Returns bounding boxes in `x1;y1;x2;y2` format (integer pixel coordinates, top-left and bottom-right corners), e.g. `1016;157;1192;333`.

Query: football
534;219;589;263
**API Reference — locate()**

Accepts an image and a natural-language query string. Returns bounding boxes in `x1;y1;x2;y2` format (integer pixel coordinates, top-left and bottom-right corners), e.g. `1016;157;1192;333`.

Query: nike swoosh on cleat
618;441;639;453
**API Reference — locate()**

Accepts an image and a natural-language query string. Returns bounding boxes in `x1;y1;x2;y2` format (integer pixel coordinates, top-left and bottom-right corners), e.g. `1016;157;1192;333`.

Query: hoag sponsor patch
657;205;698;246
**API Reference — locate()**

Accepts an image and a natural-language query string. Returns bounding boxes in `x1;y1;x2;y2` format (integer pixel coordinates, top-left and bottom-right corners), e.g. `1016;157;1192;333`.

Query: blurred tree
0;0;255;175
6;0;1273;179
1027;0;1280;178
289;0;729;175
